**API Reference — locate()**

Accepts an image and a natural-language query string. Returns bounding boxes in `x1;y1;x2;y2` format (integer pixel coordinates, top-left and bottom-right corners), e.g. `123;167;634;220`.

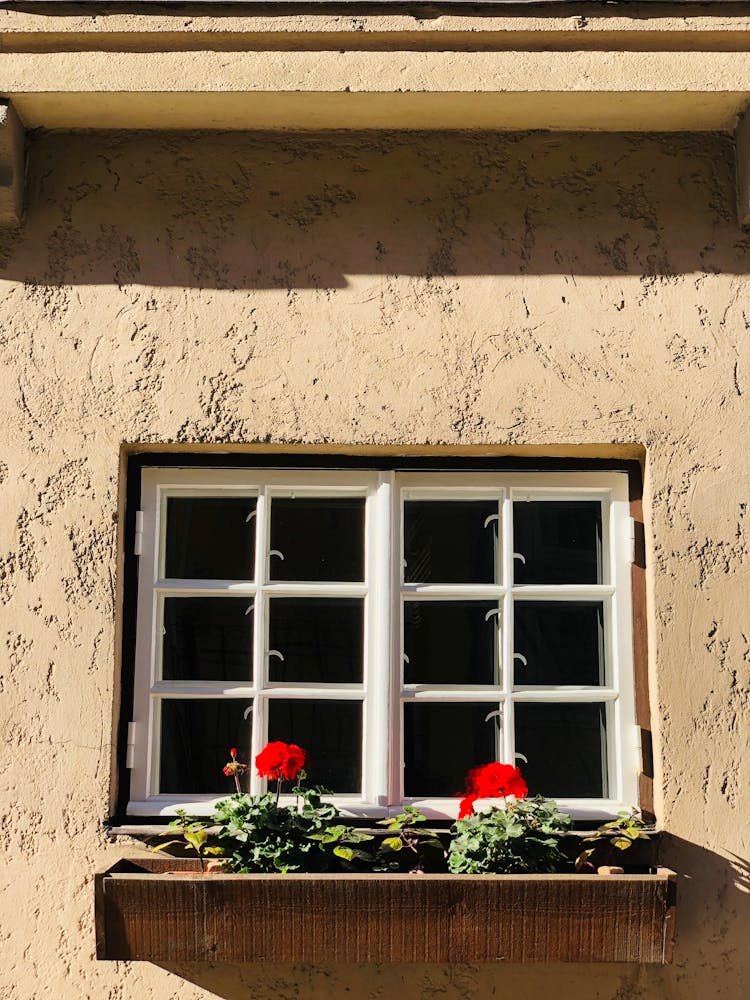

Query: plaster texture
0;128;748;998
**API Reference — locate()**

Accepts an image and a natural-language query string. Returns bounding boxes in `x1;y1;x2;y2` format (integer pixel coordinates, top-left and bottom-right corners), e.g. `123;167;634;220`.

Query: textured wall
0;130;748;998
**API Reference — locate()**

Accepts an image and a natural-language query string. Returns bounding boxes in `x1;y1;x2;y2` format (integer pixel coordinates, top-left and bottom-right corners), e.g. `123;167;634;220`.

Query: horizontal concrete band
2;50;750;93
2;50;750;130
9;90;748;132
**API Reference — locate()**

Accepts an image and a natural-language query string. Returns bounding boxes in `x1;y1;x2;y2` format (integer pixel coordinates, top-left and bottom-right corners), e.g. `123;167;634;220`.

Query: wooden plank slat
96;861;676;964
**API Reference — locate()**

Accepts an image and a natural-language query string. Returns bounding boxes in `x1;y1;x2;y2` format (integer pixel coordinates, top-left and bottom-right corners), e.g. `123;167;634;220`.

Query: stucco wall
0;129;748;998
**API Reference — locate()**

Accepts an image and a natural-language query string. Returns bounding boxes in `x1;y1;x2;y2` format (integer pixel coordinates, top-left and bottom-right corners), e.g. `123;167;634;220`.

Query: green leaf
151;840;182;853
333;846;355;861
381;836;403;852
185;830;208;853
203;846;225;856
612;836;633;850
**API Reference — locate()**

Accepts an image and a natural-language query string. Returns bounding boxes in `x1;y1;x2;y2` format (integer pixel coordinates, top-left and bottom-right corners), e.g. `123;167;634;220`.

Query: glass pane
268;700;362;794
403;702;498;797
160;698;252;794
404;601;499;685
165;497;256;580
270;497;364;582
162;597;254;682
268;598;363;683
513;500;602;585
513;601;604;686
404;500;499;584
514;702;608;798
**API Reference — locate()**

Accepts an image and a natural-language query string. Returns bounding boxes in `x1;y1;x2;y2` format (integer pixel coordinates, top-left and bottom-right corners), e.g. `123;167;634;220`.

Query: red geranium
469;762;528;800
458;761;528;818
255;741;306;782
458;794;479;819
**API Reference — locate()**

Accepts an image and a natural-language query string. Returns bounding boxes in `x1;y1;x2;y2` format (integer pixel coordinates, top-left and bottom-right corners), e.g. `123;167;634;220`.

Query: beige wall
0;128;748;998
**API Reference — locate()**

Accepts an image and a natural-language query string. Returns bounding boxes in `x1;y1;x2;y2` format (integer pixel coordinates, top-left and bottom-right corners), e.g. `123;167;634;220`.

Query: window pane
165;497;256;580
404;601;500;685
513;500;602;585
514;702;608;798
270;497;364;582
403;702;498;797
513;601;604;686
268;598;363;683
160;698;252;794
162;597;254;682
267;700;362;794
404;500;499;584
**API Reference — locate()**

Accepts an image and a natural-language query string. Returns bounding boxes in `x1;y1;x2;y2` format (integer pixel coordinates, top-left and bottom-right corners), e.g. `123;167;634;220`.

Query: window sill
95;858;676;964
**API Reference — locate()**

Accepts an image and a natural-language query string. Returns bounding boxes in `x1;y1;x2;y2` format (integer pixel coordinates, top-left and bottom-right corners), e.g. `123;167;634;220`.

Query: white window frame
127;467;639;821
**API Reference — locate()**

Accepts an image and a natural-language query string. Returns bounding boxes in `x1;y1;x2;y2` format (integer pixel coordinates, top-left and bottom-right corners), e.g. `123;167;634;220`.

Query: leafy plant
574;809;650;872
213;783;373;873
150;809;225;872
375;806;445;873
306;822;374;868
448;796;572;874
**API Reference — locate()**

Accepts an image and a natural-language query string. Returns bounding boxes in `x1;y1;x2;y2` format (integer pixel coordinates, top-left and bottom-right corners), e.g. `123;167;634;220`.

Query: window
127;466;639;820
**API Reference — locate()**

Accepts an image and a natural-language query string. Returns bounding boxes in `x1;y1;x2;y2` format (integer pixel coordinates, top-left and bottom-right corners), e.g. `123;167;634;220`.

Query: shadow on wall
153;838;750;1000
1;130;748;290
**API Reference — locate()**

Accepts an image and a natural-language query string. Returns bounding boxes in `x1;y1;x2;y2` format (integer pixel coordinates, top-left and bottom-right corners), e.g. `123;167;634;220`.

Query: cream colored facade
1;5;749;999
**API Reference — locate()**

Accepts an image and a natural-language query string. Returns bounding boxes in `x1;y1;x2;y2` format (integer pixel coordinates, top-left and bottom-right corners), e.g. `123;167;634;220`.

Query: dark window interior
268;597;363;684
160;698;252;795
404;600;500;685
404;702;498;797
270;497;364;582
166;496;256;580
404;500;499;584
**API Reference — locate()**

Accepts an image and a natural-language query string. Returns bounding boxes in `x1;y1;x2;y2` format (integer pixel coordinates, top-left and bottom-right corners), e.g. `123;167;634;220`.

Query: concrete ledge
9;90;748;133
3;50;750;132
0;101;23;226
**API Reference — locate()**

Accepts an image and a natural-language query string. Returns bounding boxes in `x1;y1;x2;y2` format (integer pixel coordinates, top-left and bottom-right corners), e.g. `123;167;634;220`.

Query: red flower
458;762;528;816
255;741;306;782
469;762;528;801
458;794;479;818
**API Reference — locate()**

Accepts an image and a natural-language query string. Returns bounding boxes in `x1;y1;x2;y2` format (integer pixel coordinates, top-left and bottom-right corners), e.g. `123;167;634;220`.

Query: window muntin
129;469;637;820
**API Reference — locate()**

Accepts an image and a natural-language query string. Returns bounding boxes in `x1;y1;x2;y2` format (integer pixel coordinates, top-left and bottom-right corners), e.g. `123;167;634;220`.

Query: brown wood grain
96;861;676;964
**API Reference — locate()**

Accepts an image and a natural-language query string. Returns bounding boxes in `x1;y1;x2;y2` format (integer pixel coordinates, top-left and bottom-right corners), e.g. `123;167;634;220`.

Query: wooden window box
95;858;676;964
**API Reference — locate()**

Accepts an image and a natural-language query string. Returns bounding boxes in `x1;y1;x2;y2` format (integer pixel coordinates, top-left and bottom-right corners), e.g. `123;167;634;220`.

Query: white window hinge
134;510;144;556
628;515;636;563
126;721;137;768
631;724;643;773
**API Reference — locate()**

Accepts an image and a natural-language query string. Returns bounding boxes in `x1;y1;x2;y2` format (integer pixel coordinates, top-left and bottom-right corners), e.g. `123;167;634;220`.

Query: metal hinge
632;724;643;773
628;516;636;563
133;510;144;556
126;722;136;768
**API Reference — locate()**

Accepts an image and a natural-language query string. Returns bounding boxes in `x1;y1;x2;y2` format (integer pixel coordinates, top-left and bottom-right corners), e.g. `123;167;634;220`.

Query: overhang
1;9;750;131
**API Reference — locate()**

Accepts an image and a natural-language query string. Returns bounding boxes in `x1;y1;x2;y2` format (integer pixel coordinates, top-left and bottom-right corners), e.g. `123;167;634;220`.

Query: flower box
94;857;676;964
